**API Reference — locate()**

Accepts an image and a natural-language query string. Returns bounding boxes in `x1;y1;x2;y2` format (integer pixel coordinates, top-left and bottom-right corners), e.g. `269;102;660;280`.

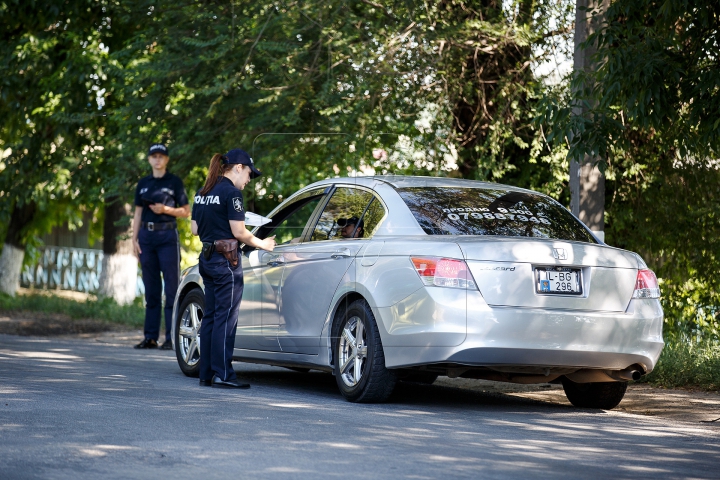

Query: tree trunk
570;0;609;242
97;196;137;305
0;202;36;296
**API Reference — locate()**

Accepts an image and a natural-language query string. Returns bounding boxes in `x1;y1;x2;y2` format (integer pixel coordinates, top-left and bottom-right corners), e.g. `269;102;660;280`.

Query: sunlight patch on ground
319;442;362;450
264;467;308;473
267;403;317;409
0;350;81;361
619;465;672;473
78;444;138;457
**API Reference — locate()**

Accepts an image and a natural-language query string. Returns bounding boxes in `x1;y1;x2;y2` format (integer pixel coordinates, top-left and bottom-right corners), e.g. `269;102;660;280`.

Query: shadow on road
233;366;580;414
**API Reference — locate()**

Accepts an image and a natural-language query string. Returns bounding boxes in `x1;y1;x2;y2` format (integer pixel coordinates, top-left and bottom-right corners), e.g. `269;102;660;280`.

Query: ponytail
199;153;233;195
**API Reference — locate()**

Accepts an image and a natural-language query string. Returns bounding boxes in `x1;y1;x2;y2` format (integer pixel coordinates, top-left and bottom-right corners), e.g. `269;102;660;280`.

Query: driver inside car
337;217;364;239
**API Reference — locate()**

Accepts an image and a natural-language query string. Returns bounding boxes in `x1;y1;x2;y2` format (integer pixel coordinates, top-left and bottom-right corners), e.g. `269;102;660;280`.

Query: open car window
243;188;326;252
397;186;596;243
311;187;375;241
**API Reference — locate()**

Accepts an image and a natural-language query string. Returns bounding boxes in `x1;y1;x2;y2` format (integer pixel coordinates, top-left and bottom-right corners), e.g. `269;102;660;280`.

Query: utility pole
570;0;608;243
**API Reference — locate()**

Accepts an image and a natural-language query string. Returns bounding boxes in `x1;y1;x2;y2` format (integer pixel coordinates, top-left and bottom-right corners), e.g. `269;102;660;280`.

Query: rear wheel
175;288;204;378
332;299;397;403
561;377;628;409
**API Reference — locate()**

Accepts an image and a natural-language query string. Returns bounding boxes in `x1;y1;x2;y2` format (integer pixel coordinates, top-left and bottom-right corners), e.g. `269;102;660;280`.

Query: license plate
535;267;582;295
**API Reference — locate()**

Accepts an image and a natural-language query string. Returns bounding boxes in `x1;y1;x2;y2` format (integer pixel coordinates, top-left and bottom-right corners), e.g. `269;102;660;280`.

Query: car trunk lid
457;238;638;312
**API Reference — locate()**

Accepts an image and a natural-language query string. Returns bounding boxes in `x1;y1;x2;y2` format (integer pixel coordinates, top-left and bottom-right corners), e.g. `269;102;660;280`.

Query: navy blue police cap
148;143;169;156
223;148;262;179
141;190;176;208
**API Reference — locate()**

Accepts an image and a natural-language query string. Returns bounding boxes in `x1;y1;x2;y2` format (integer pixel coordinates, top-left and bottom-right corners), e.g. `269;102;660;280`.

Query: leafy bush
642;338;720;391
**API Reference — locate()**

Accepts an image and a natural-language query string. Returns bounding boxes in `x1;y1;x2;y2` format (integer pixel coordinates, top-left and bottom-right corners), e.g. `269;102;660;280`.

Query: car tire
561;377;628;409
332;299;397;403
175;288;204;378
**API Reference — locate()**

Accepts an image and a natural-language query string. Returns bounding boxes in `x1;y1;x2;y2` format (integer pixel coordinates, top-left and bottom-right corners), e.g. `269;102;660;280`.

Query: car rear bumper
379;290;664;373
443;347;657;371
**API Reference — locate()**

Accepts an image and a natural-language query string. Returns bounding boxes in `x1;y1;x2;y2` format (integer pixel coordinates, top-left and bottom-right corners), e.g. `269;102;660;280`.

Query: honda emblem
552;248;567;260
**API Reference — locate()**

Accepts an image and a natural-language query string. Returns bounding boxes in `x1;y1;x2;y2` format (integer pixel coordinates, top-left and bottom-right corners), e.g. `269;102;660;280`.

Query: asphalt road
0;334;718;479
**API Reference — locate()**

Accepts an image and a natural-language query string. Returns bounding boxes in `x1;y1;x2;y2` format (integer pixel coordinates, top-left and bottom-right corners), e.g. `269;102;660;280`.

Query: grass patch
0;291;144;328
641;337;720;391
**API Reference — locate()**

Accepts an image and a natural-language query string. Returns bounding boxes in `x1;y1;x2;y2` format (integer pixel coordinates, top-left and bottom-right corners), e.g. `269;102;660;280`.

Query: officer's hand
148;203;167;214
262;235;276;252
133;239;142;258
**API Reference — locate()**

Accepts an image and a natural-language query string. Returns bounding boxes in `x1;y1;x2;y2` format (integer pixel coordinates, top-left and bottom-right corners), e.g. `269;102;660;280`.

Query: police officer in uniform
132;143;190;349
191;149;275;389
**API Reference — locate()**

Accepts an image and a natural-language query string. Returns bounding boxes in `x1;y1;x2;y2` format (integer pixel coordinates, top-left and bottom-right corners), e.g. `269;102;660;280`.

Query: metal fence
21;246;144;297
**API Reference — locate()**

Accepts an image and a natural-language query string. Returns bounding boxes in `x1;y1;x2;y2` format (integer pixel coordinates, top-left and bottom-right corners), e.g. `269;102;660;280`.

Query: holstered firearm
213;238;239;267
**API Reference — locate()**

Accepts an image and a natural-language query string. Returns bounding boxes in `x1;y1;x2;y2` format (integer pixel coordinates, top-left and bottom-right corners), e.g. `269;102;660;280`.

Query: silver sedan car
172;176;664;408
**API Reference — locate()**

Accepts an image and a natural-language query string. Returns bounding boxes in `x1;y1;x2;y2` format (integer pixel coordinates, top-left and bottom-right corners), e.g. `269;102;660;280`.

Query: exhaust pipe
608;368;643;382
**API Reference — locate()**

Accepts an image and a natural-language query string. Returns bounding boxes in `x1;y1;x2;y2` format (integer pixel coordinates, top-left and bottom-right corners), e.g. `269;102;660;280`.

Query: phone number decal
442;207;551;225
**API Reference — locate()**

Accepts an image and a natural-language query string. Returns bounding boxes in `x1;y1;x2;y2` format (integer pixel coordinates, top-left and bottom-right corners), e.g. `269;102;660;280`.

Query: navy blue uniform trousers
198;252;244;382
138;228;180;342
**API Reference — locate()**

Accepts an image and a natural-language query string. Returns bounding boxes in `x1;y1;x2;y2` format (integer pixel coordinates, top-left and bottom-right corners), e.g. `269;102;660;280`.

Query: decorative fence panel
21;246;144;297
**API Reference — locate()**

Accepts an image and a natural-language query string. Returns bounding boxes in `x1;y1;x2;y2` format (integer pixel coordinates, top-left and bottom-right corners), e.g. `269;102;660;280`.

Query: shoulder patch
232;197;243;212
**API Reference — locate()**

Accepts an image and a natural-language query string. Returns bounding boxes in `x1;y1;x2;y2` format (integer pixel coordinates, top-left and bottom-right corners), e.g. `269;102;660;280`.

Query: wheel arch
171;281;203;345
326;291;368;370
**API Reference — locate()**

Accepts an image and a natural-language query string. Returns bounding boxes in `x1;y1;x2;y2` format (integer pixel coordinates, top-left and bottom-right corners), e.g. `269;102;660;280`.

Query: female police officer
133;143;190;350
191;148;275;389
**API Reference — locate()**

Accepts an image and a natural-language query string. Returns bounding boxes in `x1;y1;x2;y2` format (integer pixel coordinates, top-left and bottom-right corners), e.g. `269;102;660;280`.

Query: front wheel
175;288;204;377
561;377;628;409
332;299;397;403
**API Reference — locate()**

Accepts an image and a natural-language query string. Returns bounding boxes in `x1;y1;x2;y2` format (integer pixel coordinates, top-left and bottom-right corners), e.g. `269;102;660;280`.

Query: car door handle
331;248;352;259
266;255;285;267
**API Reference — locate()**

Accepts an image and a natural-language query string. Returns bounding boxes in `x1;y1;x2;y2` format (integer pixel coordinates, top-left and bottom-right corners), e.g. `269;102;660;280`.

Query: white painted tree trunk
98;253;137;305
0;243;25;296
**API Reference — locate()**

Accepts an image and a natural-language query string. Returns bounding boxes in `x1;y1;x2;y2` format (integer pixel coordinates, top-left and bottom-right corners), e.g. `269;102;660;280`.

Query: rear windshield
396;186;596;243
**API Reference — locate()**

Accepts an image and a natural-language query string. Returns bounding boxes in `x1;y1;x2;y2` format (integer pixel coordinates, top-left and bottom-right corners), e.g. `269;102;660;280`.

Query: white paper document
244;211;272;226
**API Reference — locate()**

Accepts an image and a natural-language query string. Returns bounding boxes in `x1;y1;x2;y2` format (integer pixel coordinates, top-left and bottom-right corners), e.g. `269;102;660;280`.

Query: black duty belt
141;221;176;231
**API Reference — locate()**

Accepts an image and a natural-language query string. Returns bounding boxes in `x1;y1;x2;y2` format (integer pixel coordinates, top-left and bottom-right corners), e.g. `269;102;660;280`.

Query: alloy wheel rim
178;302;202;367
338;316;368;387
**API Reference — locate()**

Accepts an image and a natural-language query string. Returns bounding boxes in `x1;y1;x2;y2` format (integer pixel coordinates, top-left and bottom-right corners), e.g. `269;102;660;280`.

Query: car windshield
396;186;596;243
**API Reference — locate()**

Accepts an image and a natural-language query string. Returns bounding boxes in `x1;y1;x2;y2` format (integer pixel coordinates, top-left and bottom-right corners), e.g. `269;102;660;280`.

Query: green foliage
538;0;720;342
539;0;720;164
0;0;137;248
0;291;144;328
641;337;720;391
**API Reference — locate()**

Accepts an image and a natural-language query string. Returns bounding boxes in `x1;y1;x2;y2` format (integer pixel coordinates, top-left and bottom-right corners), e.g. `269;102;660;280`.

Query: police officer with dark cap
132;143;190;349
191;148;275;389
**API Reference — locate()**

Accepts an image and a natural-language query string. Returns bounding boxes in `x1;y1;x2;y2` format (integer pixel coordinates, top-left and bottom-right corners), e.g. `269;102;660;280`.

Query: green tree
114;0;573;209
0;0;113;294
538;0;720;339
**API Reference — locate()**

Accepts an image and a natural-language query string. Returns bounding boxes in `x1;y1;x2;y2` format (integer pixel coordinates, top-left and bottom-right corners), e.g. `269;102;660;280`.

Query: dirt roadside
2;309;719;426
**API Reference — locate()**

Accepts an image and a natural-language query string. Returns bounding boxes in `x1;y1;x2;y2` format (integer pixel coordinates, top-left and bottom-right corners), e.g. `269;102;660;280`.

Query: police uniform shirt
135;173;189;223
192;177;246;242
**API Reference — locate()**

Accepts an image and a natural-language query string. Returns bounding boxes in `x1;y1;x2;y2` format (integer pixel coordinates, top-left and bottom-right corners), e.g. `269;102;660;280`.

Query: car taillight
633;269;661;299
411;257;477;290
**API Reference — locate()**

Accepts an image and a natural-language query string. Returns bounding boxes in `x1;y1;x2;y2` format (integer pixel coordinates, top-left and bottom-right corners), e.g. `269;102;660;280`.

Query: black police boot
160;340;173;350
211;375;250;389
134;338;158;349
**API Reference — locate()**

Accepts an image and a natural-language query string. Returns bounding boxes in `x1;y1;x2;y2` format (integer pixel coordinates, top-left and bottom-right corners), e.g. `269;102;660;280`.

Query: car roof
305;175;534;194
